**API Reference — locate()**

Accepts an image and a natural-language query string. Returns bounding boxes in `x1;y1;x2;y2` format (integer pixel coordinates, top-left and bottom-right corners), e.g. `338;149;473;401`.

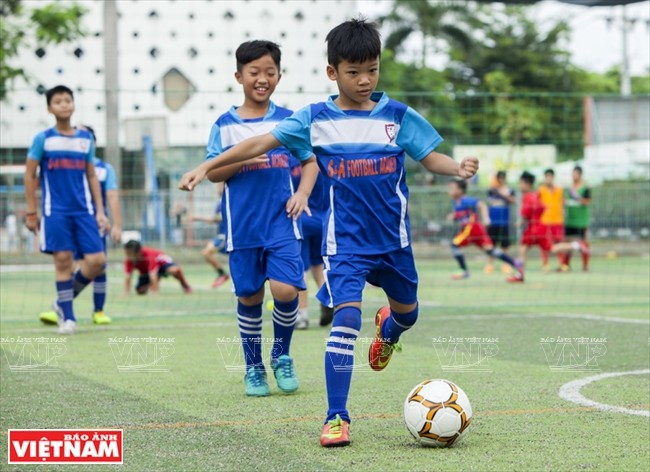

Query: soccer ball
403;379;473;447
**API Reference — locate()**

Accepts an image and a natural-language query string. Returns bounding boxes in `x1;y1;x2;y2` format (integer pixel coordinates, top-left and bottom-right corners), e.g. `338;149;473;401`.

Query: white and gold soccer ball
403;379;473;447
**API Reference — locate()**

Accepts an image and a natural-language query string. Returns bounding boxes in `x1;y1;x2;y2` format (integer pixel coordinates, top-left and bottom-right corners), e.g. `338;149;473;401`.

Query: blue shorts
229;239;306;297
301;235;323;269
74;234;107;260
40;213;104;256
212;234;227;255
317;246;419;308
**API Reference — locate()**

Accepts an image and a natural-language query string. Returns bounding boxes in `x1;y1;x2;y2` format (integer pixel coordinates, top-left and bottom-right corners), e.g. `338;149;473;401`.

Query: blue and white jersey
271;92;443;256
93;157;118;216
206;101;312;251
300;171;330;238
28;127;95;216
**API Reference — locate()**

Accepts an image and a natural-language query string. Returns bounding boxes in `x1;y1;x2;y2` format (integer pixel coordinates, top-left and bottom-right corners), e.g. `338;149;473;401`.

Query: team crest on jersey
80;139;89;152
385;123;397;143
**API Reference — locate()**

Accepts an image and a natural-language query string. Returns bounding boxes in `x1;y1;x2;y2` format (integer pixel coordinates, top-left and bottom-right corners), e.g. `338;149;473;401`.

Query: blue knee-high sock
93;273;107;312
56;279;75;321
271;297;299;361
72;269;92;298
381;304;419;344
451;245;468;272
325;306;361;423
487;248;517;268
237;302;263;369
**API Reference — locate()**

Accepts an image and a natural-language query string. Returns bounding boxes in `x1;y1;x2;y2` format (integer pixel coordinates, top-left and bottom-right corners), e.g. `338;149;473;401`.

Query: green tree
446;5;572;92
0;0;87;101
379;0;475;68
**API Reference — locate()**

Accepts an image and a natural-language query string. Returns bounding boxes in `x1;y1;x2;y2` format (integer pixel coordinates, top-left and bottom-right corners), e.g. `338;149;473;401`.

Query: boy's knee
332;305;362;331
450;244;462;256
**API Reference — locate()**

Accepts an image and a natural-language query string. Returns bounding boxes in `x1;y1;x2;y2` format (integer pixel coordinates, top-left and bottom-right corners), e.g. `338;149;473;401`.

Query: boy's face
496;175;506;186
327;58;379;105
519;180;531;192
235;54;281;105
47;93;74;120
544;173;554;186
125;248;140;262
572;169;582;182
448;182;462;199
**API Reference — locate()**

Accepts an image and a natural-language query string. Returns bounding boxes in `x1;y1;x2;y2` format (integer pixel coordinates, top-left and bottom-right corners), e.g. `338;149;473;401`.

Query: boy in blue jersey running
179;19;478;447
447;179;523;282
38;125;122;325
201;41;319;397
485;170;516;274
24;86;109;335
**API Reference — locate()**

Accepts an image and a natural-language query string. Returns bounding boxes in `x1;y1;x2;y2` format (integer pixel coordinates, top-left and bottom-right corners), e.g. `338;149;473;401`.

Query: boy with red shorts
448;179;523;282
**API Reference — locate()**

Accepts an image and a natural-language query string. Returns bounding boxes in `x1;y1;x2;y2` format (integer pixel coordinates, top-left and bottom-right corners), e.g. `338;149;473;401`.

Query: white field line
4;311;648;335
559;370;650;417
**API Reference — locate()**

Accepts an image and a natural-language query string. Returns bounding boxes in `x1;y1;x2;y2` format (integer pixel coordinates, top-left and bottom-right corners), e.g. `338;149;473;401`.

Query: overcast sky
358;0;650;75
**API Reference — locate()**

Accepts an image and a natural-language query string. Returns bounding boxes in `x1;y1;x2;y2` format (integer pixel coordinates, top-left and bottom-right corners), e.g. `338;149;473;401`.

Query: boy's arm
124;273;132;294
107;189;122;243
286;156;318;219
87;162;110;234
419;151;478;179
206;154;270;183
23;159;40;233
149;271;159;293
477;201;491;226
180;134;281;191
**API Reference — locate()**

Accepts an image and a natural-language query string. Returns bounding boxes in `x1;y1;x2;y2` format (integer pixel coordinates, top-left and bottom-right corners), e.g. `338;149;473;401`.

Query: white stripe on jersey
326;186;336;254
224;183;234;252
321;256;333;308
43;174;52;216
310;118;401;147
288;174;301;241
39;217;46;251
82;174;94;214
220;121;278;149
43;136;92;153
395;169;409;248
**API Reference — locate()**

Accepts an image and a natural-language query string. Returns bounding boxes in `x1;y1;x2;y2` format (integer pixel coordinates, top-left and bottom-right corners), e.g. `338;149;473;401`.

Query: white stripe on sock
327;336;356;345
326;346;355;356
331;326;360;337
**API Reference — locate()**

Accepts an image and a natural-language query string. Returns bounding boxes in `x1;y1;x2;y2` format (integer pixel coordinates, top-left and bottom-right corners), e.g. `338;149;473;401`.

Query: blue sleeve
470;197;480;211
395;107;444;161
104;163;118;190
206;123;223;160
87;139;95;162
270;106;313;161
27;132;46;161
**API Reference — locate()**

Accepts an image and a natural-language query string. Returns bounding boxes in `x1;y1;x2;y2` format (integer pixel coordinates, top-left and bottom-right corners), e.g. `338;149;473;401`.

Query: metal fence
1;182;648;257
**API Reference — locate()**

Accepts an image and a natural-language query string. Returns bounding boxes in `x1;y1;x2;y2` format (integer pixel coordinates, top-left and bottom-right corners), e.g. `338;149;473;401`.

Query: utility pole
620;4;631;96
103;0;121;184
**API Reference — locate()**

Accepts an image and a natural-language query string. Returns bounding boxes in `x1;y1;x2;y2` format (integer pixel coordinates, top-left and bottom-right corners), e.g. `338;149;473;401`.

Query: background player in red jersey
123;240;191;295
518;171;589;277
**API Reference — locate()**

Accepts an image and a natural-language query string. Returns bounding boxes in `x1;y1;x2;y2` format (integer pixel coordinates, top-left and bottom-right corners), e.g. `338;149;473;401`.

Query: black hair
82;125;96;143
573;165;583;174
451;179;468;193
544;168;555;176
235;40;281;72
496;170;506;179
124;240;142;252
520;171;536;185
46;85;74;106
325;17;381;67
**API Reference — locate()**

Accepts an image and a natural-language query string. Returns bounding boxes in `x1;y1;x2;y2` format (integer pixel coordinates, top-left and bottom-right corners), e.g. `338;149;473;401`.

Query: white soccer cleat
57;319;77;335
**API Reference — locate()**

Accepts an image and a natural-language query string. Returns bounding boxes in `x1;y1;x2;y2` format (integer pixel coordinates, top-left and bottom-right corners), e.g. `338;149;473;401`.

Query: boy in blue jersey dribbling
24;86;110;335
201;41;319;397
38;124;122;325
179;19;478;447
